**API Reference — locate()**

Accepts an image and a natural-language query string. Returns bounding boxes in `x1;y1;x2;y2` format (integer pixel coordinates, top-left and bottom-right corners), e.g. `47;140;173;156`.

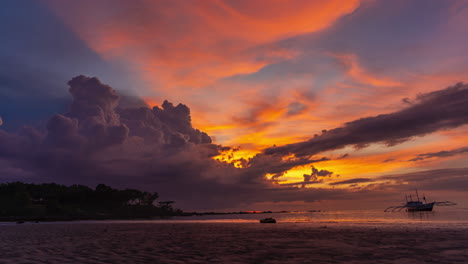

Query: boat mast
416;189;420;202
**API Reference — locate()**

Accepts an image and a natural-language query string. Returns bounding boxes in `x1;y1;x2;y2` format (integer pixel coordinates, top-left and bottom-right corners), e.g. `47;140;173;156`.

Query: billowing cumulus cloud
0;76;333;210
265;83;468;157
119;100;211;147
0;76;217;200
40;0;364;152
2;1;468;211
1;77;468;210
34;0;468;160
47;76;130;151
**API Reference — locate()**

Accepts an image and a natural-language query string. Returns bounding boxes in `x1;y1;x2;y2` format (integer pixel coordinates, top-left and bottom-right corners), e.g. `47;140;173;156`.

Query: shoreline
0;210;302;223
1;222;467;263
3;218;468;231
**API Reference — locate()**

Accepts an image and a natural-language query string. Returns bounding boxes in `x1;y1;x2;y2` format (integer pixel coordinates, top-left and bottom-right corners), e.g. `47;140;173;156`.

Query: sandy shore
0;222;467;263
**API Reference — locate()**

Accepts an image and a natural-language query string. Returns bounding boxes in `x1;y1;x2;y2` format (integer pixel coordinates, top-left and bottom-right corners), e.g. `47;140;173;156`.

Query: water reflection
2;209;466;228
406;211;436;221
169;209;468;227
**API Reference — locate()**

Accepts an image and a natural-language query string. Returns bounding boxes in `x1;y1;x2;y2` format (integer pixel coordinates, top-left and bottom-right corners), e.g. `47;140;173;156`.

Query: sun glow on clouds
44;0;360;88
43;0;362;157
143;98;159;109
42;0;468;192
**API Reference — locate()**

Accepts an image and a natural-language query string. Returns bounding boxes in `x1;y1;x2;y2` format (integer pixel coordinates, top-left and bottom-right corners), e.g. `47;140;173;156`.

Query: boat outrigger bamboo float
384;190;456;212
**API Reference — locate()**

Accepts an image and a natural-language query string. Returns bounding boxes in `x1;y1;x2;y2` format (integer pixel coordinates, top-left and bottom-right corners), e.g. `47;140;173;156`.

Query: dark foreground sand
1;222;467;264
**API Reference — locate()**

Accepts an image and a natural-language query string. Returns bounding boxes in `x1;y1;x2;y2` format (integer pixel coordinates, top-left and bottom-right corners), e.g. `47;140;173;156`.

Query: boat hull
406;202;435;212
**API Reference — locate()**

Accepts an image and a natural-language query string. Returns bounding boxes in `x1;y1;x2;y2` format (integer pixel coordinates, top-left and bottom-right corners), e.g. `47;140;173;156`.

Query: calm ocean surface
167;209;468;228
2;209;467;228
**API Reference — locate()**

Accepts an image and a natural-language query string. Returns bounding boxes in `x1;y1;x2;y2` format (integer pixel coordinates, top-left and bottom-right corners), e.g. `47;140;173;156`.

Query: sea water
2;208;467;228
167;208;468;228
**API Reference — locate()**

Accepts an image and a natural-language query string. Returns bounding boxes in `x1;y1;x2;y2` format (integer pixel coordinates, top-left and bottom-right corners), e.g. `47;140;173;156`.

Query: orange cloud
44;0;360;89
43;1;363;154
42;0;468;191
143;97;159;108
267;126;468;189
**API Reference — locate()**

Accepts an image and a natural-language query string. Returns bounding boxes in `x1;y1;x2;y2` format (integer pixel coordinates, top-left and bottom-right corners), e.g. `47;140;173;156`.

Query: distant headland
0;182;180;222
0;182;312;222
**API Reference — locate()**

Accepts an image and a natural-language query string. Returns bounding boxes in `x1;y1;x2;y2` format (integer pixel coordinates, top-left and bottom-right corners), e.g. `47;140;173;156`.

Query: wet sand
1;222;467;263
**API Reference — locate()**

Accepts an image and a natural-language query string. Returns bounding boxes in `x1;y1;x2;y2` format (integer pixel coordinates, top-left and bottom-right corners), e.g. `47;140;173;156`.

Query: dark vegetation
0;182;182;222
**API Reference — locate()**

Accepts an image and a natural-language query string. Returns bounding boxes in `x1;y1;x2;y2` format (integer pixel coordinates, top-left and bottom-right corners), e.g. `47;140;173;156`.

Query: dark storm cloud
265;83;468;157
2;77;468;210
409;147;468;162
0;76;209;178
44;76;129;152
0;76;330;210
118;102;211;147
117;95;149;109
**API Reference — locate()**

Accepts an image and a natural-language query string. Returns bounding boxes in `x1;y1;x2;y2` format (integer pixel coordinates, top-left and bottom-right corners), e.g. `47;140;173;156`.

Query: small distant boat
260;217;276;223
404;200;435;212
384;190;456;212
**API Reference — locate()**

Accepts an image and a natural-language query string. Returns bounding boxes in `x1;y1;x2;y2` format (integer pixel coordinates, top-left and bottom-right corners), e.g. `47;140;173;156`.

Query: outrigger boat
384;190;456;212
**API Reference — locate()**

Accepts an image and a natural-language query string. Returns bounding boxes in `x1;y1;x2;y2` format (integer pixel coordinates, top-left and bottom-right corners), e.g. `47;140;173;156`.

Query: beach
1;222;467;264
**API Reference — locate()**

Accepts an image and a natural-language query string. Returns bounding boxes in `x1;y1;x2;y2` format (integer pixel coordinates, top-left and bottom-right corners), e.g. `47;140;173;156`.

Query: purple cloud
301;166;333;188
265;83;468;157
0;76;331;210
329;178;372;186
409;147;468;162
1;77;468;210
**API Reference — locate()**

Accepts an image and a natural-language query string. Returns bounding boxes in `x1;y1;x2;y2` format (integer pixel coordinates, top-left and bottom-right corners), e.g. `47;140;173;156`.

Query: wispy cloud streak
266;83;468;157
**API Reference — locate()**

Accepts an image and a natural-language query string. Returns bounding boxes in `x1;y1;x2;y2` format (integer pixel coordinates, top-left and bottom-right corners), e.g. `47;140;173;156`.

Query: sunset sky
1;0;468;211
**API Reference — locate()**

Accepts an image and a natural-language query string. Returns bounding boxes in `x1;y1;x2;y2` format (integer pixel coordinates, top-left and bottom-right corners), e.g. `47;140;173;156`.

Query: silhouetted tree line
0;182;182;221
